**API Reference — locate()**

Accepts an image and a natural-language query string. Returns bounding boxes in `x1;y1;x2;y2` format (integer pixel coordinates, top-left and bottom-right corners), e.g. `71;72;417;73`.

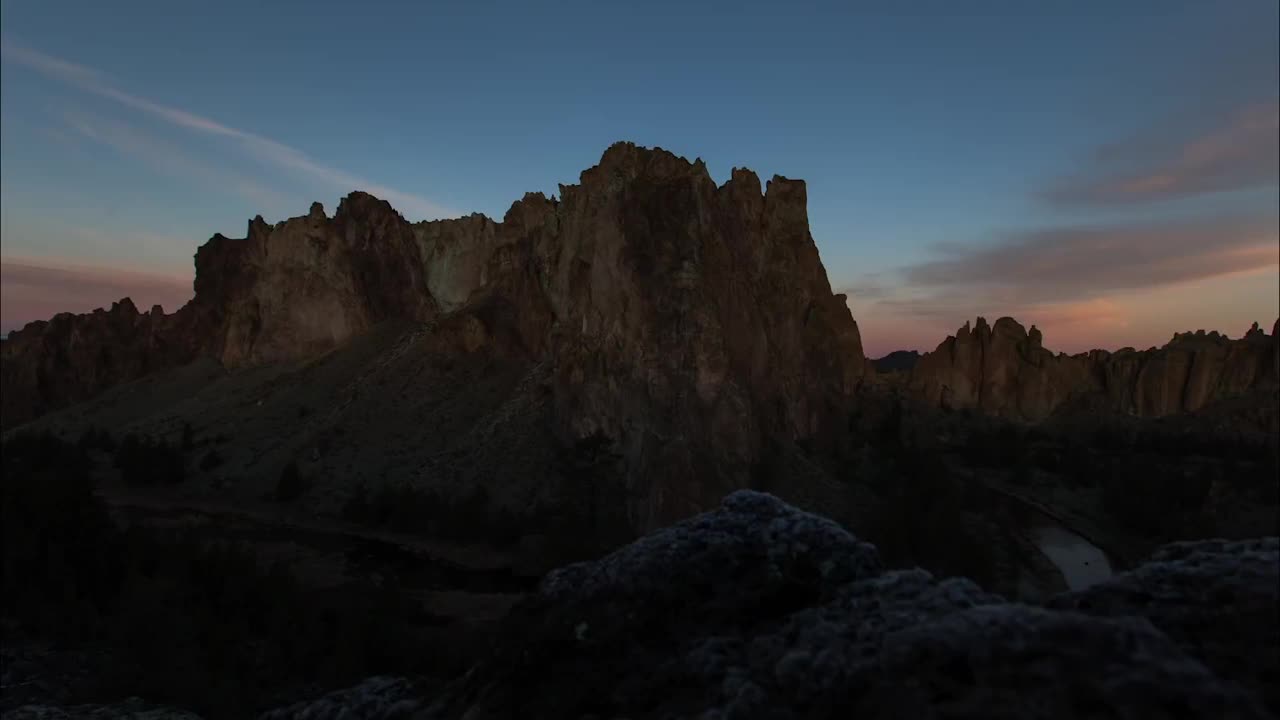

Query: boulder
414;491;1273;720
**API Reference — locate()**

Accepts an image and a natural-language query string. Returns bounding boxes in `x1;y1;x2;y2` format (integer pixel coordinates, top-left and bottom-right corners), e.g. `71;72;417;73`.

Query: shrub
341;480;527;545
114;434;185;486
198;449;224;471
1102;454;1213;538
2;432;445;717
856;448;999;589
77;425;116;452
273;460;308;502
2;431;123;636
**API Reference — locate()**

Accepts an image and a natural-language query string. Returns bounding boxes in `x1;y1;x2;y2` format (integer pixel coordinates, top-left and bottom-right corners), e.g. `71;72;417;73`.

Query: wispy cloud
847;215;1278;356
1045;100;1280;206
901;215;1279;304
0;256;193;333
1;38;454;219
60;110;292;209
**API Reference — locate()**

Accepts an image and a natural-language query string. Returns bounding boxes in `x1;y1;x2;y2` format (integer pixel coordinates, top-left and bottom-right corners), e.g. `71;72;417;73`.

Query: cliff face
0;299;202;429
907;317;1280;422
0;142;866;530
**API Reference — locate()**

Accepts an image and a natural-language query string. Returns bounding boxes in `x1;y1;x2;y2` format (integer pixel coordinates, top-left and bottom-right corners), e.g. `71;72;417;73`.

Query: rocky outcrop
1049;537;1280;715
0;143;867;531
870;349;921;373
2;699;201;719
270;491;1271;720
907;316;1280;422
0;299;201;429
16;493;1277;718
259;676;424;720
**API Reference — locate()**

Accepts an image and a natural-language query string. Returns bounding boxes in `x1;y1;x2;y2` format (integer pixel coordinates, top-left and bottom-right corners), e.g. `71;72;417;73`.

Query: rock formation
907;316;1280;422
262;492;1277;720
870;349;921;373
0;299;200;430
3;701;201;719
1049;537;1280;714
0;142;867;531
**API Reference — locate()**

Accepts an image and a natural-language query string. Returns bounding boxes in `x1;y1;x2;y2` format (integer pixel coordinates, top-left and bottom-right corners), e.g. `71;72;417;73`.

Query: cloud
60;110;292;209
1046;100;1280;206
847;215;1278;355
901;215;1278;304
1;38;454;220
0;257;193;334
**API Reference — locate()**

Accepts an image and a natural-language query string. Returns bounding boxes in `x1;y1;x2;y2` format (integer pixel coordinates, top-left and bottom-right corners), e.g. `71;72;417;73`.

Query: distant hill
871;350;921;373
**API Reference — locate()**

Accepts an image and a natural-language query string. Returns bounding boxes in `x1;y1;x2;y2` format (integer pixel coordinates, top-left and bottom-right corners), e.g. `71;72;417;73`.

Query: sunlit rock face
907;316;1280;421
0;143;867;530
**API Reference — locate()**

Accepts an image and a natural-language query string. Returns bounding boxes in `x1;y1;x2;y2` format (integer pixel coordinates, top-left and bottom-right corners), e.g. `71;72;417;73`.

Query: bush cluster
1;431;440;718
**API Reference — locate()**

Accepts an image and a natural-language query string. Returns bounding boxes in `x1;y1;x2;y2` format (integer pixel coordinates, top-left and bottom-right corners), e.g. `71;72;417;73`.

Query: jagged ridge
906;316;1280;422
0;142;867;531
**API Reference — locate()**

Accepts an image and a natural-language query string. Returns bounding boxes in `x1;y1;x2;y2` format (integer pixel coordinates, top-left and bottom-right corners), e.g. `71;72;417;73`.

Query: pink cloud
902;215;1278;303
1047;100;1279;205
0;257;193;334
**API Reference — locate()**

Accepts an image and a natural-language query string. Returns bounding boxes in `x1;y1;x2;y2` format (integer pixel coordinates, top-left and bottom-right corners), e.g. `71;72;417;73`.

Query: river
972;479;1116;593
1030;524;1113;590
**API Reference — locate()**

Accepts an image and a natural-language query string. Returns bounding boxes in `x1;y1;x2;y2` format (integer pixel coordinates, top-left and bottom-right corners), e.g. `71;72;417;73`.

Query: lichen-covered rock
1049;537;1280;716
258;676;423;720
414;491;1272;720
2;699;202;719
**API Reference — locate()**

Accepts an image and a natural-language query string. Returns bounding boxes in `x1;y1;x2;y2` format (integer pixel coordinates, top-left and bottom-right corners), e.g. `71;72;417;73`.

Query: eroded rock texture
0;143;866;530
258;676;424;720
1049;537;1280;716
907;317;1280;421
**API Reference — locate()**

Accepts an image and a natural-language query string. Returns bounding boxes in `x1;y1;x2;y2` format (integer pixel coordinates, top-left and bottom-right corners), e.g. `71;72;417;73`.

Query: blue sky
2;0;1277;353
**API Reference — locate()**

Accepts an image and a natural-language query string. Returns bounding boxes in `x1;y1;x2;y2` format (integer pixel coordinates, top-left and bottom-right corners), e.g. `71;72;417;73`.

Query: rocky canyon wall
907;317;1280;422
0;142;868;529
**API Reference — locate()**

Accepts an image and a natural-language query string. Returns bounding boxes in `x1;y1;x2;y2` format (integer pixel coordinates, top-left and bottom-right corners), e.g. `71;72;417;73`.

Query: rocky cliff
0;142;867;530
870;349;921;373
907;316;1280;422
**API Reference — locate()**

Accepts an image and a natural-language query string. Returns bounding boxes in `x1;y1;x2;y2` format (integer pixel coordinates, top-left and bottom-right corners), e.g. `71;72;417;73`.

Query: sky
1;0;1276;356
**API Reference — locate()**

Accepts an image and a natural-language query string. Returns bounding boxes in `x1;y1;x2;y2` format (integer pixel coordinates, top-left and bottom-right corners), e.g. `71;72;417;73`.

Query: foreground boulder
1049;537;1280;717
258;676;425;720
2;699;201;719
387;491;1271;720
25;491;1275;719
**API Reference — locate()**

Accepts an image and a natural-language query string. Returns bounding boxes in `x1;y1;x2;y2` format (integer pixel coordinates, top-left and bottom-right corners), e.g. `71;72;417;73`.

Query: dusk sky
1;0;1276;356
